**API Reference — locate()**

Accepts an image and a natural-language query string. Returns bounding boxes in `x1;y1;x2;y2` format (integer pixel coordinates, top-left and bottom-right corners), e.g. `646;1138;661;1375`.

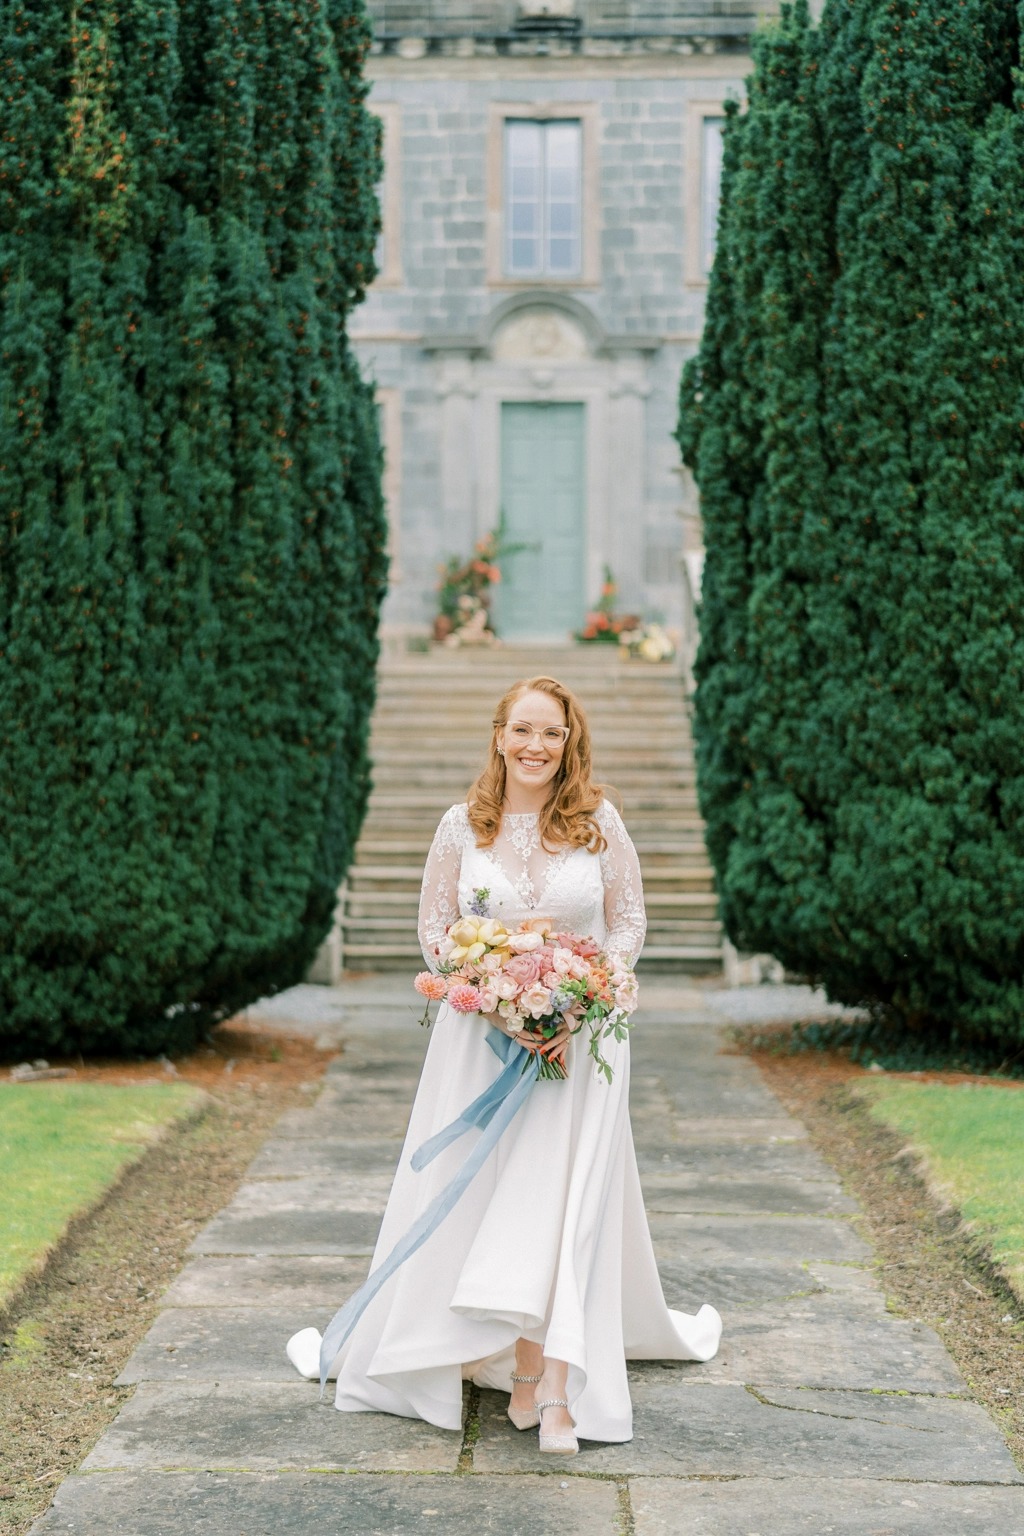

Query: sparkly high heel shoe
537;1397;578;1455
507;1371;542;1430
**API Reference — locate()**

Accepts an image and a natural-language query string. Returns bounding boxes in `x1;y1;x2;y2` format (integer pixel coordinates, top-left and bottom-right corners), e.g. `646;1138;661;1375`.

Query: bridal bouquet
414;909;639;1082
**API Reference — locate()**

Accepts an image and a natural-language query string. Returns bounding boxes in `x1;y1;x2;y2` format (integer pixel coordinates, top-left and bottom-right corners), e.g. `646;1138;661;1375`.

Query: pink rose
447;983;482;1014
558;933;599;959
505;951;543;988
477;984;498;1014
479;952;504;974
542;969;561;991
520;983;553;1019
414;971;448;1001
493;974;520;1001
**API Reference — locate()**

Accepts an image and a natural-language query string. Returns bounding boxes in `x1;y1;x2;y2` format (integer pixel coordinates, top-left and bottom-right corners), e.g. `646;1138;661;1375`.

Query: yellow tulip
477;918;506;944
466;941;487;963
448;944;470;965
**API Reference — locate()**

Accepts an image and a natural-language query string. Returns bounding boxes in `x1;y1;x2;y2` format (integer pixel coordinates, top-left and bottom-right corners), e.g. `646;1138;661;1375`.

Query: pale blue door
495;402;586;640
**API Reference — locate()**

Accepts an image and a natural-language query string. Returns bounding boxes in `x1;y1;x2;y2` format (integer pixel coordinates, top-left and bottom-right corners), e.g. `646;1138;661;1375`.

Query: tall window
701;116;725;276
505;119;582;278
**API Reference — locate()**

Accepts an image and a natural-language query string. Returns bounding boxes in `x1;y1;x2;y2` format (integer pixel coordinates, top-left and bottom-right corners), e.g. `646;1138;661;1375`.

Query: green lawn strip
0;1081;204;1307
856;1078;1024;1302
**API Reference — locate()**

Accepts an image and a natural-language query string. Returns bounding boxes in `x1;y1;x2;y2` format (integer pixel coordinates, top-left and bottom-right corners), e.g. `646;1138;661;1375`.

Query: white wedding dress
297;798;722;1443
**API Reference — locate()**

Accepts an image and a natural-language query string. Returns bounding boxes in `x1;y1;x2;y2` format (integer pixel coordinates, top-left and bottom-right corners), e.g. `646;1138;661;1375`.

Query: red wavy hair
467;676;608;853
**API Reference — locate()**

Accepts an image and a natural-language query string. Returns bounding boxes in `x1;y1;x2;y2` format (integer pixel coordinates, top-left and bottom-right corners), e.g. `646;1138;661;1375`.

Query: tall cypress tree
0;0;387;1055
680;0;1024;1052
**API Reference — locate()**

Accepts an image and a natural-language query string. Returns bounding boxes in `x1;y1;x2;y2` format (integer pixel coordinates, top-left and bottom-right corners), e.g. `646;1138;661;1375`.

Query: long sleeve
417;804;469;969
597;800;647;961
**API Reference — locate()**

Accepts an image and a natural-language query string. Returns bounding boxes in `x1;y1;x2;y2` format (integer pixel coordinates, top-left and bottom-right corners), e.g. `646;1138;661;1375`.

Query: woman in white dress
291;675;721;1451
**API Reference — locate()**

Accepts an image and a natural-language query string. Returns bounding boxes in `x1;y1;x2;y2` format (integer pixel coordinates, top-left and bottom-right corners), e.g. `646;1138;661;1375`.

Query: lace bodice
417;799;647;969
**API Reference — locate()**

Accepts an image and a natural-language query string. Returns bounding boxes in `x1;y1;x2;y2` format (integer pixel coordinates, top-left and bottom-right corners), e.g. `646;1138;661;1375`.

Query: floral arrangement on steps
433;519;531;646
574;567;640;645
617;621;677;663
574;568;677;662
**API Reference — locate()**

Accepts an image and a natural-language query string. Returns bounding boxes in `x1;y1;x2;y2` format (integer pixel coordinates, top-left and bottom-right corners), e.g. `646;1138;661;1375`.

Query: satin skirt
323;1003;722;1443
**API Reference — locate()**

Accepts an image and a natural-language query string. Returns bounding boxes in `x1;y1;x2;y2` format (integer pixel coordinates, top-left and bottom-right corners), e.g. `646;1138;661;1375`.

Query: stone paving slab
634;1140;842;1182
247;1136;404;1179
657;1256;827;1309
473;1382;1023;1482
83;1381;461;1472
629;1478;1024;1535
272;1103;412;1140
637;1296;964;1392
640;1172;858;1216
161;1255;370;1310
636;1115;810;1145
270;1100;415;1139
227;1174;391;1214
116;1307;354;1385
189;1206;382;1257
32;1471;621;1535
649;1212;871;1265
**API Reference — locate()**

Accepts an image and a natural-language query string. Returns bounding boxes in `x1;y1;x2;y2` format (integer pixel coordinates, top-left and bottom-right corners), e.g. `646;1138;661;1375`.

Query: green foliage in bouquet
0;0;388;1056
678;0;1024;1052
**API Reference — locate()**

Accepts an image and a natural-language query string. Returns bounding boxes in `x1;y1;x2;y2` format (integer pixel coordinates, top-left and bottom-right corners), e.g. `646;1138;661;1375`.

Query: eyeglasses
504;720;570;748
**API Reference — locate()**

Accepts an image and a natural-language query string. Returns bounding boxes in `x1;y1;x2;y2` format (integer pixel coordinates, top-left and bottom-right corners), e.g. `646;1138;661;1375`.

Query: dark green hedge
0;0;388;1055
678;0;1024;1051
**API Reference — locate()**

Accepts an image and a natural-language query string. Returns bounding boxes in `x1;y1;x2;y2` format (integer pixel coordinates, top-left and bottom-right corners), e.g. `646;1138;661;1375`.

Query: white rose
521;983;553;1019
506;931;544;953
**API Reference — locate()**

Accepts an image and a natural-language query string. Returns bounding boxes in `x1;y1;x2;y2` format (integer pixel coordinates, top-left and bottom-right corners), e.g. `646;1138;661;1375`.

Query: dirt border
746;1041;1024;1471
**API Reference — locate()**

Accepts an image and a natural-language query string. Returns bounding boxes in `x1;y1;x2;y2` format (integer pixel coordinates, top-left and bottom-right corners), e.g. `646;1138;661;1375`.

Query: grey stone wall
352;55;753;636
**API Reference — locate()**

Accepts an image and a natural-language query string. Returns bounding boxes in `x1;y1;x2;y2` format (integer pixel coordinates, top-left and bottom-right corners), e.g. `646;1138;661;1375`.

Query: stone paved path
33;981;1024;1535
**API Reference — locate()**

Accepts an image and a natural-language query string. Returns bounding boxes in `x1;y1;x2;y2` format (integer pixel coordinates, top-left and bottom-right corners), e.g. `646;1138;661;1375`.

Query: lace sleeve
597;800;647;962
417;804;469;969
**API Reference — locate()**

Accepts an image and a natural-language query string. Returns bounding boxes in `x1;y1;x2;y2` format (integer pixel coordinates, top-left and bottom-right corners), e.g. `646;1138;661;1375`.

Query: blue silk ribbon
318;1031;540;1394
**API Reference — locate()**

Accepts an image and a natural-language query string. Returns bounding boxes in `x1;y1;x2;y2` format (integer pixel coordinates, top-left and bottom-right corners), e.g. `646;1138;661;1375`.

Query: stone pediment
492;305;590;362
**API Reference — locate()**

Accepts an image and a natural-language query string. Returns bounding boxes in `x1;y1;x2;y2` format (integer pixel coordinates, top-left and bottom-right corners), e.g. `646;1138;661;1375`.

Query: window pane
548;201;574;236
510;165;539;199
511;202;538;235
547;238;575;272
511;238;540;272
701;117;725;275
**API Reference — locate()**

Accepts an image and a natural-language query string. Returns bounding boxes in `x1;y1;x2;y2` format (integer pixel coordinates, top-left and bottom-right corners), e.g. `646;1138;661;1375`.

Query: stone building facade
354;0;782;646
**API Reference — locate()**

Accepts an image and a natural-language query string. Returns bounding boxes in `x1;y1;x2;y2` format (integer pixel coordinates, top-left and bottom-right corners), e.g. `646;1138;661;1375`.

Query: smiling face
496;687;569;809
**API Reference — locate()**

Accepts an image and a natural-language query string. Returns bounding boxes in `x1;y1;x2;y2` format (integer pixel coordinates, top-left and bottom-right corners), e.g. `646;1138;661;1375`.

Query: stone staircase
328;646;723;975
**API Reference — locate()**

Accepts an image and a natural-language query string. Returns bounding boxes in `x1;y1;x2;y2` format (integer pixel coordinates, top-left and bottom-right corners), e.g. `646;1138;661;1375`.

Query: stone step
355;837;712;860
342;941;723;973
349;861;715;887
342;916;723;946
311;648;722;977
345;891;720;920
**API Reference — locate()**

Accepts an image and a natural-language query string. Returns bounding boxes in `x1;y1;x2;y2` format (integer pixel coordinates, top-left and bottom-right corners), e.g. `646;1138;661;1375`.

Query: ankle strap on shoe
536;1397;570;1413
510;1372;542;1384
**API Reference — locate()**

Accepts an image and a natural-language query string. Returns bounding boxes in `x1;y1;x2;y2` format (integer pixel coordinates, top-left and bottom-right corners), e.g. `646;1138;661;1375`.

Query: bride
288;674;721;1451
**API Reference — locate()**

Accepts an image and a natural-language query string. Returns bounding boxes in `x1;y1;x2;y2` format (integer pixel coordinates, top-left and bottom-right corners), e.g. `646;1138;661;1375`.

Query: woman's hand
483;1010;573;1066
536;1018;574;1069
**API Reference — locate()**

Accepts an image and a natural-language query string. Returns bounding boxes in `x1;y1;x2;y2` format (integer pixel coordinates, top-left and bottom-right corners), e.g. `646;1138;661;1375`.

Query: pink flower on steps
414;972;448;1001
447;983;483;1014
